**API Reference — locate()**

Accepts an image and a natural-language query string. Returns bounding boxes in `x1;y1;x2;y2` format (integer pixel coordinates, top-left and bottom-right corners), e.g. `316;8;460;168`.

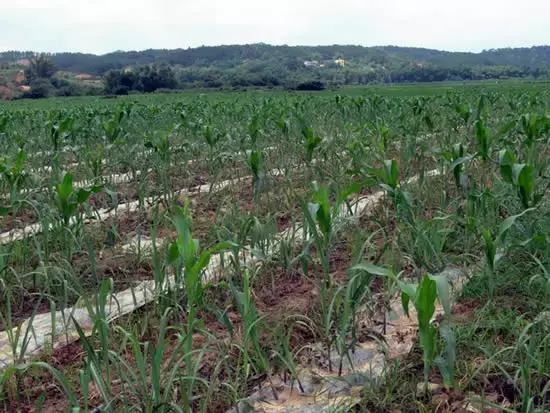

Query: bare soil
0;249;154;332
0;171;393;412
0;206;39;232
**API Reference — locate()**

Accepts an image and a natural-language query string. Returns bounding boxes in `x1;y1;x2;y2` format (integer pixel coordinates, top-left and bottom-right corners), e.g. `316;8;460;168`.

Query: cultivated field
0;85;550;412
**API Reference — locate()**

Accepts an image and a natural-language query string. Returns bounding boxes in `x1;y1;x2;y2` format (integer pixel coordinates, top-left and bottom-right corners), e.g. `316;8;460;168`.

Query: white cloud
1;0;549;53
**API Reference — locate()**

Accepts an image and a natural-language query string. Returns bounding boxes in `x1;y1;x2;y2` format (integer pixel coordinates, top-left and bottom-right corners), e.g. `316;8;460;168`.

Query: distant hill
2;44;550;75
1;44;550;97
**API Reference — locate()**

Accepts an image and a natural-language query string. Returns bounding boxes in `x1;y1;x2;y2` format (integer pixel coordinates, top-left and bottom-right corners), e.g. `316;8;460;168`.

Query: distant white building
304;60;320;68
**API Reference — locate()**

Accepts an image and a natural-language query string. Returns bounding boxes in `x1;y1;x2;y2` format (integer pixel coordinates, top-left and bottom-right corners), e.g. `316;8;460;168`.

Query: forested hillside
1;44;549;97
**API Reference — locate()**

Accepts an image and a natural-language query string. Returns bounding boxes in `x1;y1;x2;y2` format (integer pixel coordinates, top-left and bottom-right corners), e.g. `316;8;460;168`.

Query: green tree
24;79;54;99
25;53;56;81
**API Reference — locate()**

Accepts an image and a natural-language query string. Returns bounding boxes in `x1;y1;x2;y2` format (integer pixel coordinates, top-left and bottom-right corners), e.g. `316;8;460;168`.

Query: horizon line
1;42;549;57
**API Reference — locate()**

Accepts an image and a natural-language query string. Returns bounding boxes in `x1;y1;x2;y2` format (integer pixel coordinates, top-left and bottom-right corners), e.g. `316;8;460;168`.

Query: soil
418;372;529;412
0;167;400;412
71;249;154;294
0;206;39;232
101;173;309;248
451;298;482;322
1;305;241;413
0;342;82;412
0;293;51;331
0;183;377;411
0;159;248;233
87;170;210;210
417;295;550;412
252;233;370;347
0;249;154;332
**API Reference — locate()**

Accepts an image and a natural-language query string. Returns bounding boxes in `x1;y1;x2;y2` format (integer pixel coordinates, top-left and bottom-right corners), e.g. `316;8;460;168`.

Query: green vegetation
1;44;550;98
0;83;549;412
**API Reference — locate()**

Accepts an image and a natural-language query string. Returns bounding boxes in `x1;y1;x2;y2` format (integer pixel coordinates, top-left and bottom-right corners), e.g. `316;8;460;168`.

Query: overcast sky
1;0;549;54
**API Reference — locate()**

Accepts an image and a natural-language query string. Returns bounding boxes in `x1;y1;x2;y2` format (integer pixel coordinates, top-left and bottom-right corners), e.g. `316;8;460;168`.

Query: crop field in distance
0;82;550;412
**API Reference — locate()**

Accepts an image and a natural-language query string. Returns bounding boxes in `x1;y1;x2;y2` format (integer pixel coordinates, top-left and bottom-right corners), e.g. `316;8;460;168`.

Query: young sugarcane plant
483;208;534;300
166;204;231;413
0;113;9;137
331;268;374;376
245;149;266;200
102;102;132;144
71;279;116;410
54;172;103;226
202;124;224;155
145;123;180;165
377;123;393;153
473;110;515;189
368;159;413;224
498;149;548;209
303;181;361;371
518;113;550;164
276;116;291;140
102;117;123;144
353;264;454;389
271;317;310;393
0;147;28;215
439;143;473;196
52;172;102;262
474;117;493;163
230;269;278;399
453;102;471;130
109;310;203;413
299;121;322;166
248;113;262;144
0;296;70;405
83;143;105;181
145;123;181;202
46;114;75;154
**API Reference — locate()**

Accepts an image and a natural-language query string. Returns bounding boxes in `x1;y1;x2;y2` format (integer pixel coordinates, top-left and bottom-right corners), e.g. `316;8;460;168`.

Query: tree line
3;44;550;76
2;44;550;98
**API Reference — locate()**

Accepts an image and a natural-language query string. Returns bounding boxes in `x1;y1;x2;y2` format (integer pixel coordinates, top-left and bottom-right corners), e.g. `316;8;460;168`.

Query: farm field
0;84;550;412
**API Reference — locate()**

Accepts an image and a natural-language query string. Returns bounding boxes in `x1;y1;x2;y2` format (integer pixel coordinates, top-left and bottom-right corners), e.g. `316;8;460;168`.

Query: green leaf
398;281;417;301
167;241;180;265
494;119;517;140
450;156;470;172
498;149;516;184
204;240;234;257
436;323;456;389
401;292;411;318
384;160;399;188
476;95;487;120
352;263;394;277
483;229;496;271
497;208;535;244
312;186;331;237
337;182;362;205
28;362;79;407
517;165;535;207
76;189;92;204
367;166;387;182
208;306;234;336
91;184;104;194
475;118;491;160
428;273;451;316
57;172;74;201
415;275;437;329
512;163;527;185
15;149;26;169
420;324;438;368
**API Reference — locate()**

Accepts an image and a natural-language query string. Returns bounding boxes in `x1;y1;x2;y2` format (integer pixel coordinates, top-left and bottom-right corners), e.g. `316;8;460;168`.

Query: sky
1;0;550;54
